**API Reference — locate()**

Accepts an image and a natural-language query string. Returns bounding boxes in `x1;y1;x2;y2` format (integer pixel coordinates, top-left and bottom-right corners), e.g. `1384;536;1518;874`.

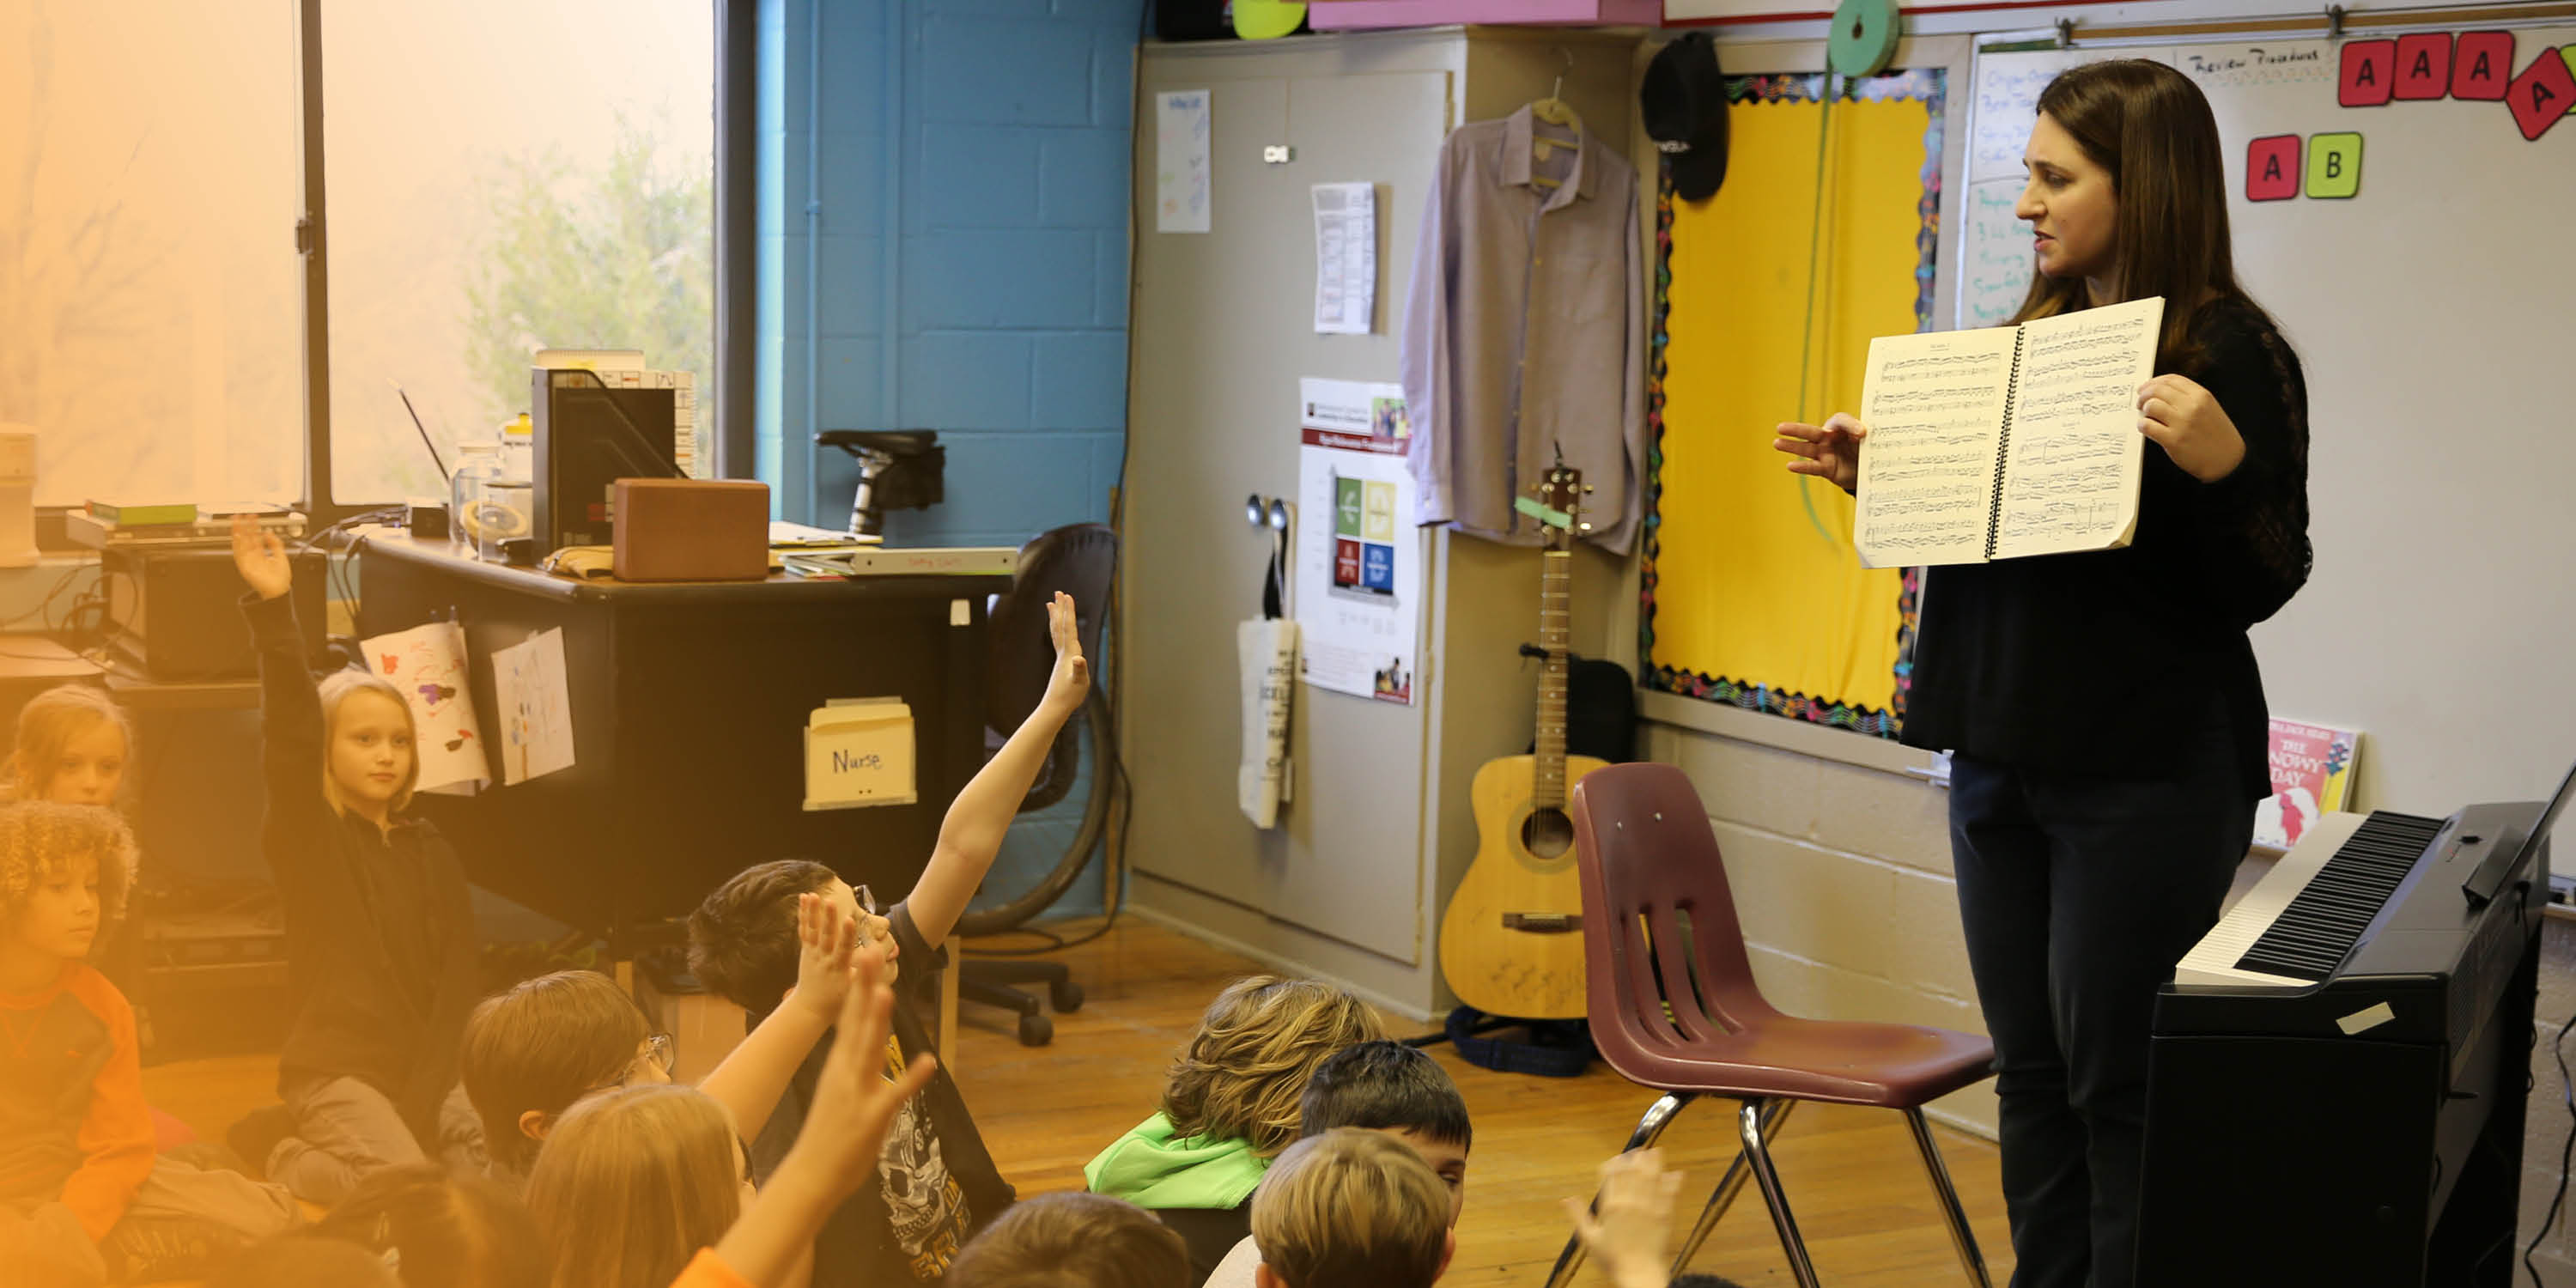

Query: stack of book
71;501;306;550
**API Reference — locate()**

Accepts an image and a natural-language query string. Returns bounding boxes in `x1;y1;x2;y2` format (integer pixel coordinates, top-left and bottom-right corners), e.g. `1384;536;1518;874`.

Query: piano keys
2135;779;2570;1288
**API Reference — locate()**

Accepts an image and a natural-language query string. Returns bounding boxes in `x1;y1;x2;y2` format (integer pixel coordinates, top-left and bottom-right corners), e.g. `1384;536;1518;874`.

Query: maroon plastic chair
1542;762;1996;1288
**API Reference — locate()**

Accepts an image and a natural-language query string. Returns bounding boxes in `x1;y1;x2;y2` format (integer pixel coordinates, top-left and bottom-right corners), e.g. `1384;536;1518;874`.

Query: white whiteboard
1962;28;2576;831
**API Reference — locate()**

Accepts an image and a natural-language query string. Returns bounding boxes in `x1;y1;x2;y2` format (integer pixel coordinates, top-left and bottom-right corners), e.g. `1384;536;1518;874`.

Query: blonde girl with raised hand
226;515;486;1203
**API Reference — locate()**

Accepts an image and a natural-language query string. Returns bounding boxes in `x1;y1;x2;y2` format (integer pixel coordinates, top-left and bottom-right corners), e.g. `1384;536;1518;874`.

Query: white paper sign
1155;89;1212;234
360;620;489;792
490;628;575;786
1292;378;1419;705
805;699;916;811
1311;182;1376;334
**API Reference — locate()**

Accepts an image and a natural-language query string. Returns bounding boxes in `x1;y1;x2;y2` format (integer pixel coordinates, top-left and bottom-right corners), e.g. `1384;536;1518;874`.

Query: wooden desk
351;531;1003;949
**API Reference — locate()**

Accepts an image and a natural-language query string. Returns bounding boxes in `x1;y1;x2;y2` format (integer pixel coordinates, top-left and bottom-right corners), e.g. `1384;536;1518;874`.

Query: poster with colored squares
358;619;490;793
1293;377;1419;705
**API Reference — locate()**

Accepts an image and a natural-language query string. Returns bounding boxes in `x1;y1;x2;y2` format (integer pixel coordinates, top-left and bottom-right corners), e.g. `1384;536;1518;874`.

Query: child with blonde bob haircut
0;803;299;1285
1249;1128;1454;1288
228;518;484;1205
525;1083;752;1288
6;683;135;808
945;1193;1191;1288
1086;975;1388;1276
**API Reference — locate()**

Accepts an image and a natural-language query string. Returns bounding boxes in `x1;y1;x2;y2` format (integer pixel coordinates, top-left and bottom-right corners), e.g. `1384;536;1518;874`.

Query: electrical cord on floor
2524;997;2576;1283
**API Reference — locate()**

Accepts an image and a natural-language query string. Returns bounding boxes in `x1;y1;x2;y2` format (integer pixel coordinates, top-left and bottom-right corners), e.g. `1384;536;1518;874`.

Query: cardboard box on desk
611;478;769;582
1306;0;1657;30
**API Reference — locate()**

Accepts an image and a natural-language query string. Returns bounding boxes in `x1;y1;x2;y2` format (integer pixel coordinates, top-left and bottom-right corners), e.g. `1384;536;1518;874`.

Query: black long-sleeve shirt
1901;296;2312;798
246;593;481;1139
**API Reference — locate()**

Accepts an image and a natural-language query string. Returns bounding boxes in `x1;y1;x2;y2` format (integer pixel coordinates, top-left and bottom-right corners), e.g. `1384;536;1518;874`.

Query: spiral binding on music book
1983;329;2025;562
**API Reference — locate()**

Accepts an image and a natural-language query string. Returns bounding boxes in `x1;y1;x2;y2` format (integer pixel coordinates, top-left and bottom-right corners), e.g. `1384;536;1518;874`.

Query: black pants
1948;735;2254;1288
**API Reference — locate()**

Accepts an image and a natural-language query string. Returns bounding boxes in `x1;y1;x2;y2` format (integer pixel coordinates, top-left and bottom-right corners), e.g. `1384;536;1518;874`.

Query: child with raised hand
667;949;937;1288
228;515;485;1203
685;591;1091;1283
465;892;872;1196
1201;1039;1473;1287
945;1193;1192;1288
1564;1148;1697;1288
1085;975;1389;1278
1246;1128;1454;1288
0;802;299;1286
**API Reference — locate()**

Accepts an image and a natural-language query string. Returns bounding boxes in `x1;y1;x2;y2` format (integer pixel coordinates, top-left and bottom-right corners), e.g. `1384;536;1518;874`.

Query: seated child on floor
945;1192;1191;1288
1246;1128;1454;1288
1201;1039;1472;1287
0;802;300;1286
228;518;486;1203
686;591;1093;1283
1084;975;1388;1278
465;893;881;1198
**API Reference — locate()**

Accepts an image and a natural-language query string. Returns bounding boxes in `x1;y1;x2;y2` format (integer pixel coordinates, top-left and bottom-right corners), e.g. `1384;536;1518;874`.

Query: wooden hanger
1530;58;1581;190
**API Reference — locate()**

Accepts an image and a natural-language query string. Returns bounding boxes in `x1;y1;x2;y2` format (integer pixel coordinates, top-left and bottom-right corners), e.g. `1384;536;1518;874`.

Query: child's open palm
787;891;860;1024
230;515;293;601
1037;591;1090;717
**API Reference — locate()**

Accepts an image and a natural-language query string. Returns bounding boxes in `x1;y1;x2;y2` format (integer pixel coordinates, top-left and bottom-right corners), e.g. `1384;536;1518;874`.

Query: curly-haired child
0;802;299;1285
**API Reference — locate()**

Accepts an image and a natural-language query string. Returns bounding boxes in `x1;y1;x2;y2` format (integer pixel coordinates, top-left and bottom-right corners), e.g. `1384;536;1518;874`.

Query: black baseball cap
1642;33;1731;202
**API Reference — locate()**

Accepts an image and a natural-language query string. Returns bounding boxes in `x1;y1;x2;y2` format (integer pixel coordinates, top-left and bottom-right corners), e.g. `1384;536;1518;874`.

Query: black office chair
953;522;1119;1046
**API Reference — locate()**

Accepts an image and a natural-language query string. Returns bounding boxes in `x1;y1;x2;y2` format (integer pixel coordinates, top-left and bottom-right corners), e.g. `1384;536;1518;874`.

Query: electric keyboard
2136;793;2564;1288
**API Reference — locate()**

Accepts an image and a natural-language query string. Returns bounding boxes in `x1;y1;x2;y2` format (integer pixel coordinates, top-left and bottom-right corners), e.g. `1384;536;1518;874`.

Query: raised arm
696;893;856;1146
897;592;1089;953
233;517;329;854
707;954;935;1288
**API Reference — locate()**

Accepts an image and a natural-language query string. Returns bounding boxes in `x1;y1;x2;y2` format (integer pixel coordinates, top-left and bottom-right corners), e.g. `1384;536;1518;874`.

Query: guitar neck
1534;549;1571;808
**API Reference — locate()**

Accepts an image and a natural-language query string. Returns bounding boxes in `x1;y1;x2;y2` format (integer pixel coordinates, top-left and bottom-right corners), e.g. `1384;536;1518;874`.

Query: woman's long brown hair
2008;58;2273;371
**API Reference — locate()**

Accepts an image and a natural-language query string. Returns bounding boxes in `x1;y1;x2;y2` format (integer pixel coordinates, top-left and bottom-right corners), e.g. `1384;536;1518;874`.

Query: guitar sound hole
1522;807;1575;860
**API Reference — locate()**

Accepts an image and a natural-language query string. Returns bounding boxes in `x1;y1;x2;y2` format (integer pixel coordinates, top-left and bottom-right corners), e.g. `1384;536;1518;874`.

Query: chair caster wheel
1018;1012;1054;1047
1051;981;1084;1013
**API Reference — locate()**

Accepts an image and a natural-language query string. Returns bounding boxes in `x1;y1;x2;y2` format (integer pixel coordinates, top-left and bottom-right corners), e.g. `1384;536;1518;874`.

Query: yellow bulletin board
1641;70;1944;737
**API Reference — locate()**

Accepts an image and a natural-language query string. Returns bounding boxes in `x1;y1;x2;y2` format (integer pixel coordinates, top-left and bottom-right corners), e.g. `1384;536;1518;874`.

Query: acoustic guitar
1437;461;1607;1020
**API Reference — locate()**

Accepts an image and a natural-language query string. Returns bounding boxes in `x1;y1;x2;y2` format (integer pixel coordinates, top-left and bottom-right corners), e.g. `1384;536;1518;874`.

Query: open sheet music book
1852;295;2164;568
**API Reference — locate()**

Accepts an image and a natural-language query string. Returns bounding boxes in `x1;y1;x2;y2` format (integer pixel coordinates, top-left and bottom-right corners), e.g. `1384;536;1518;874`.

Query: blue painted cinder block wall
758;0;1139;920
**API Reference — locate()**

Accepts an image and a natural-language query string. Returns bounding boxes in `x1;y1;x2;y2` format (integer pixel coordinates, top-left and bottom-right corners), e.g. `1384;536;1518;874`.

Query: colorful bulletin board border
1637;69;1943;741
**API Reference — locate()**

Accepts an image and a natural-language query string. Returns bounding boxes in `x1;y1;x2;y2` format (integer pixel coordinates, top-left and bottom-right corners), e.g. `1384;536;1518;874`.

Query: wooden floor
142;920;2014;1287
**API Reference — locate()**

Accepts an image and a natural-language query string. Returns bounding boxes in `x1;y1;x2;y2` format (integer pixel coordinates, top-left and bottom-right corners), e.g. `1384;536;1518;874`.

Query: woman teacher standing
1775;60;2312;1287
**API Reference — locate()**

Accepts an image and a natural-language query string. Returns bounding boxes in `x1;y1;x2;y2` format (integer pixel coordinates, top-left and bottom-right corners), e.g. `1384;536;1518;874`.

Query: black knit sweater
1901;295;2313;797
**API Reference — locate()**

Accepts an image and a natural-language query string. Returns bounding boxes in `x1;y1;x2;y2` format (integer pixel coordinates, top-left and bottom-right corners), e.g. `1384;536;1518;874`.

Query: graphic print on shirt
878;1036;971;1278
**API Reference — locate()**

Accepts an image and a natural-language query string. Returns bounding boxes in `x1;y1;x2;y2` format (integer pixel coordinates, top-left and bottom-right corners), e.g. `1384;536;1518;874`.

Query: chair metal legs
1552;1097;1990;1288
1540;1092;1697;1288
1668;1098;1796;1273
1903;1107;1994;1288
1739;1098;1821;1288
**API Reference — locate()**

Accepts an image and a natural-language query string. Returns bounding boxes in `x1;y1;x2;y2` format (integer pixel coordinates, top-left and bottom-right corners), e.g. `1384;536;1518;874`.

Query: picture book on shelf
2255;719;2362;852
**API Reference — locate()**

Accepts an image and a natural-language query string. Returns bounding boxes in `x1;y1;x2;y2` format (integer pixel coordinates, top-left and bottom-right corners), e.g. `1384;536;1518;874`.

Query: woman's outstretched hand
1774;414;1867;495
